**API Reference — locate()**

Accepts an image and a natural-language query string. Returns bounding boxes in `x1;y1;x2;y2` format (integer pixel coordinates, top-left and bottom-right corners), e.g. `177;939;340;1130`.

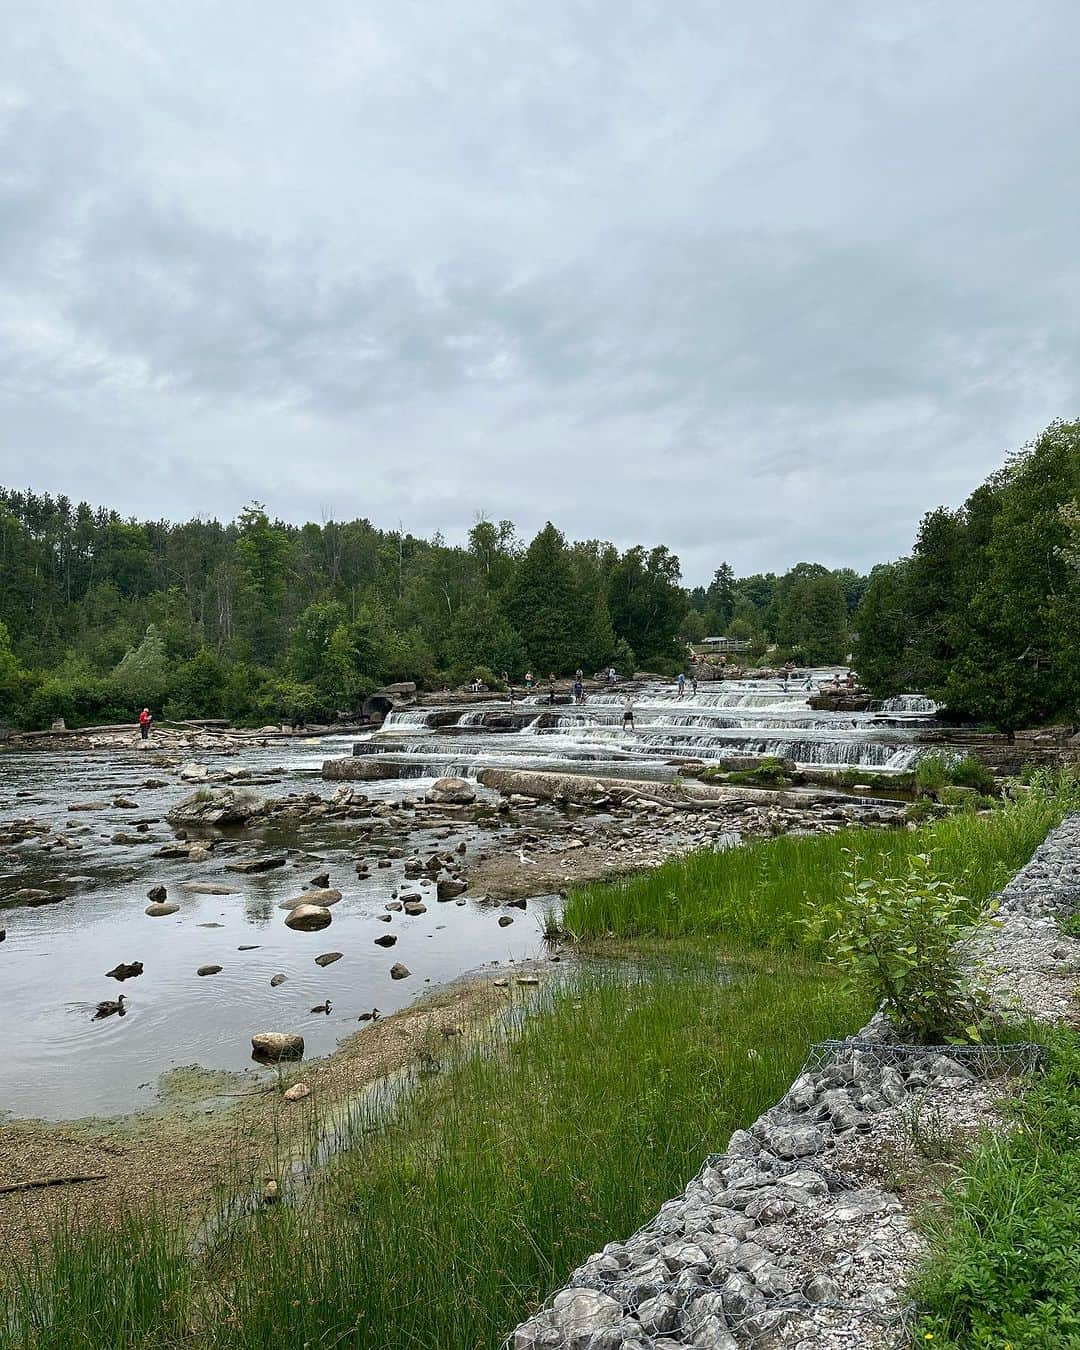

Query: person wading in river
138;707;153;741
622;697;635;731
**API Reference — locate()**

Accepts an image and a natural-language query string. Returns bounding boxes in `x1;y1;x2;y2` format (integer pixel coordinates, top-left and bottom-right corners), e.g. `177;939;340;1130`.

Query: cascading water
352;672;939;779
879;694;939;714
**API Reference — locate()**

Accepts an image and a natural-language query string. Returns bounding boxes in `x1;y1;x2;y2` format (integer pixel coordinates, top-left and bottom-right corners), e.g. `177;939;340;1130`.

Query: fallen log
0;1172;108;1195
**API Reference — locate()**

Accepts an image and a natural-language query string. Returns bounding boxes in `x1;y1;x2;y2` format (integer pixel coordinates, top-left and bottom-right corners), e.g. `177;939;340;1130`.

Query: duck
357;1007;381;1023
310;998;332;1015
93;994;127;1020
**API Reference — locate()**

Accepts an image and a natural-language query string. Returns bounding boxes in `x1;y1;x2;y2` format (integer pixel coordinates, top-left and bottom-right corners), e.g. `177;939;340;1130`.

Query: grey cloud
1;1;1079;582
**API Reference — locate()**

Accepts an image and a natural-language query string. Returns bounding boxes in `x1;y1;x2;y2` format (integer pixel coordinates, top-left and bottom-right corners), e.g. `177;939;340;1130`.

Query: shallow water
0;743;547;1120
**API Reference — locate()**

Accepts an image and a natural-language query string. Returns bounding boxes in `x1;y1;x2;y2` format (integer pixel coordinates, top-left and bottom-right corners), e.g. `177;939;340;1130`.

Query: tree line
2;417;1072;732
0;490;862;730
853;419;1080;731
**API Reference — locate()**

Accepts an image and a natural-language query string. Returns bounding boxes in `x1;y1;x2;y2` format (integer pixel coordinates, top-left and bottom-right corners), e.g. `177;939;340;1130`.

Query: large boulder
251;1032;304;1062
429;776;477;805
167;786;268;827
284;903;332;932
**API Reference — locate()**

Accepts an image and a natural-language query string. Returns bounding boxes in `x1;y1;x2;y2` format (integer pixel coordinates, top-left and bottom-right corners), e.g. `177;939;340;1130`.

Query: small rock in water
389;962;411;980
309;872;330;889
106;961;143;980
284;903;332;932
283;1082;311;1102
498;915;514;926
374;934;397;947
378;913;393;922
251;1031;304;1062
145;902;179;916
270;973;287;987
403;901;427;916
278;888;342;910
147;885;167;902
238;944;260;951
0;928;5;942
315;952;343;967
197;964;223;977
229;855;287;874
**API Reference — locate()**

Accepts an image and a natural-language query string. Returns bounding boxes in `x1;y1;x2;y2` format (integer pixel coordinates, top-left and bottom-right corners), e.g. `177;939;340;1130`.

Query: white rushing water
365;672;939;777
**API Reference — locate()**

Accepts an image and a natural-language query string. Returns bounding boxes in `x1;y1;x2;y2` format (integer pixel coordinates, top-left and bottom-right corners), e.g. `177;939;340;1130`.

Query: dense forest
0;490;859;730
854;419;1080;731
0;418;1075;731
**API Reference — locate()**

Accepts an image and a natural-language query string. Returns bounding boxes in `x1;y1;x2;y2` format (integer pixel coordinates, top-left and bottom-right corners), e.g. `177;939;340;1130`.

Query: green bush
914;1029;1080;1346
802;850;992;1042
948;754;996;794
915;752;951;794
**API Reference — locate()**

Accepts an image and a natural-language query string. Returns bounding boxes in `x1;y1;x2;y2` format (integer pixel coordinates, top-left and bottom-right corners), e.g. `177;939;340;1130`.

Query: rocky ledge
510;812;1080;1350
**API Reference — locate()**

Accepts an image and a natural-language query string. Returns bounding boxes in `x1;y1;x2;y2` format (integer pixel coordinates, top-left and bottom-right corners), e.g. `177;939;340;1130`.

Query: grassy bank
4;787;1070;1349
914;1028;1080;1348
564;793;1064;946
3;953;865;1349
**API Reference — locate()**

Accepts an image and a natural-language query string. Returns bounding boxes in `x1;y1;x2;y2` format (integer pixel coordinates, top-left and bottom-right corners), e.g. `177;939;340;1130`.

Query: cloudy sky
1;2;1078;583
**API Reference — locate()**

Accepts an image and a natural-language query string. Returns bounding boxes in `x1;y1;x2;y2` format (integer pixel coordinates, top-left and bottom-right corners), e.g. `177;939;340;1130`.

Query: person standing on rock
573;678;584;705
548;673;556;705
676;671;685;699
525;670;533;691
138;707;153;741
622;697;635;731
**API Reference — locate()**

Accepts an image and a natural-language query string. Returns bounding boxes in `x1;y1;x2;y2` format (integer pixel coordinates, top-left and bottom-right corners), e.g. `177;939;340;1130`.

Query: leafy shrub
727;756;791;787
802;850;991;1042
904;799;938;823
914;752;950;794
948;754;996;794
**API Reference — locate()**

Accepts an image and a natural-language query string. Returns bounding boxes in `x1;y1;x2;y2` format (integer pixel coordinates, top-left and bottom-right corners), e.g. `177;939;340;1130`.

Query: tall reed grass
3;955;864;1349
563;795;1064;946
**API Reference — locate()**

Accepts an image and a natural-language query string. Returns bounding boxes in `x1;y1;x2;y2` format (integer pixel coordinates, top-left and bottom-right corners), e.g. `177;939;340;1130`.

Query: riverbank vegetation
4;781;1073;1348
564;789;1062;945
914;1027;1080;1347
3;953;864;1349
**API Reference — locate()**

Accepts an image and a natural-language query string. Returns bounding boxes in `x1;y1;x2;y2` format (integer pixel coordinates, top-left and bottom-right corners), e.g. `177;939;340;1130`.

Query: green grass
563;795;1063;947
914;1028;1080;1348
2;953;865;1349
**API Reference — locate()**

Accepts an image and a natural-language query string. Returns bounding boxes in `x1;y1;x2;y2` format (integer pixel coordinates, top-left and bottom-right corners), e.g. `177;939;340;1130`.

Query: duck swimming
93;994;126;1020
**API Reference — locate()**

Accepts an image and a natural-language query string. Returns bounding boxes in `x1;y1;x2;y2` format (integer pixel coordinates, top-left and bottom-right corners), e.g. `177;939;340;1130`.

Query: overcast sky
1;2;1078;584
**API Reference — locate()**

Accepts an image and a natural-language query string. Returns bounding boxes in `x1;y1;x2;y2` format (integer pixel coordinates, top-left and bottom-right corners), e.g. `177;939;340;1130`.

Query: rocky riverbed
510;813;1080;1350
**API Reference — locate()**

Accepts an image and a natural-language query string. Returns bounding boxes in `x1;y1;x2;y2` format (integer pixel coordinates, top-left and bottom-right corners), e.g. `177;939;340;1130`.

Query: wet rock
284;903;332;932
403;901;427;916
0;889;63;909
283;1082;311;1102
437;877;468;901
498;915;514;926
145;901;179;916
0;928;5;942
389;962;411;979
168;786;268;827
315;952;343;967
374;934;397;947
270;973;287;987
229;854;288;874
507;897;528;910
197;964;223;976
181;882;239;895
277;888;343;910
385;901;403;912
251;1031;304;1062
429;776;477;805
178;762;211;782
69;801;109;812
147;885;167;902
106;961;143;980
187;844;211;862
309;872;330;889
112;796;139;809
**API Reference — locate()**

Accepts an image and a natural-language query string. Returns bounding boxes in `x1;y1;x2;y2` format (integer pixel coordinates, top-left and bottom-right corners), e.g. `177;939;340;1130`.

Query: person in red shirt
138;707;152;741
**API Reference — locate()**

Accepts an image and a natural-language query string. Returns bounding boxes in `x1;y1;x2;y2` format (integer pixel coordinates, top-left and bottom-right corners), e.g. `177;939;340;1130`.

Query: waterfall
378;708;436;730
880;694;938;714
